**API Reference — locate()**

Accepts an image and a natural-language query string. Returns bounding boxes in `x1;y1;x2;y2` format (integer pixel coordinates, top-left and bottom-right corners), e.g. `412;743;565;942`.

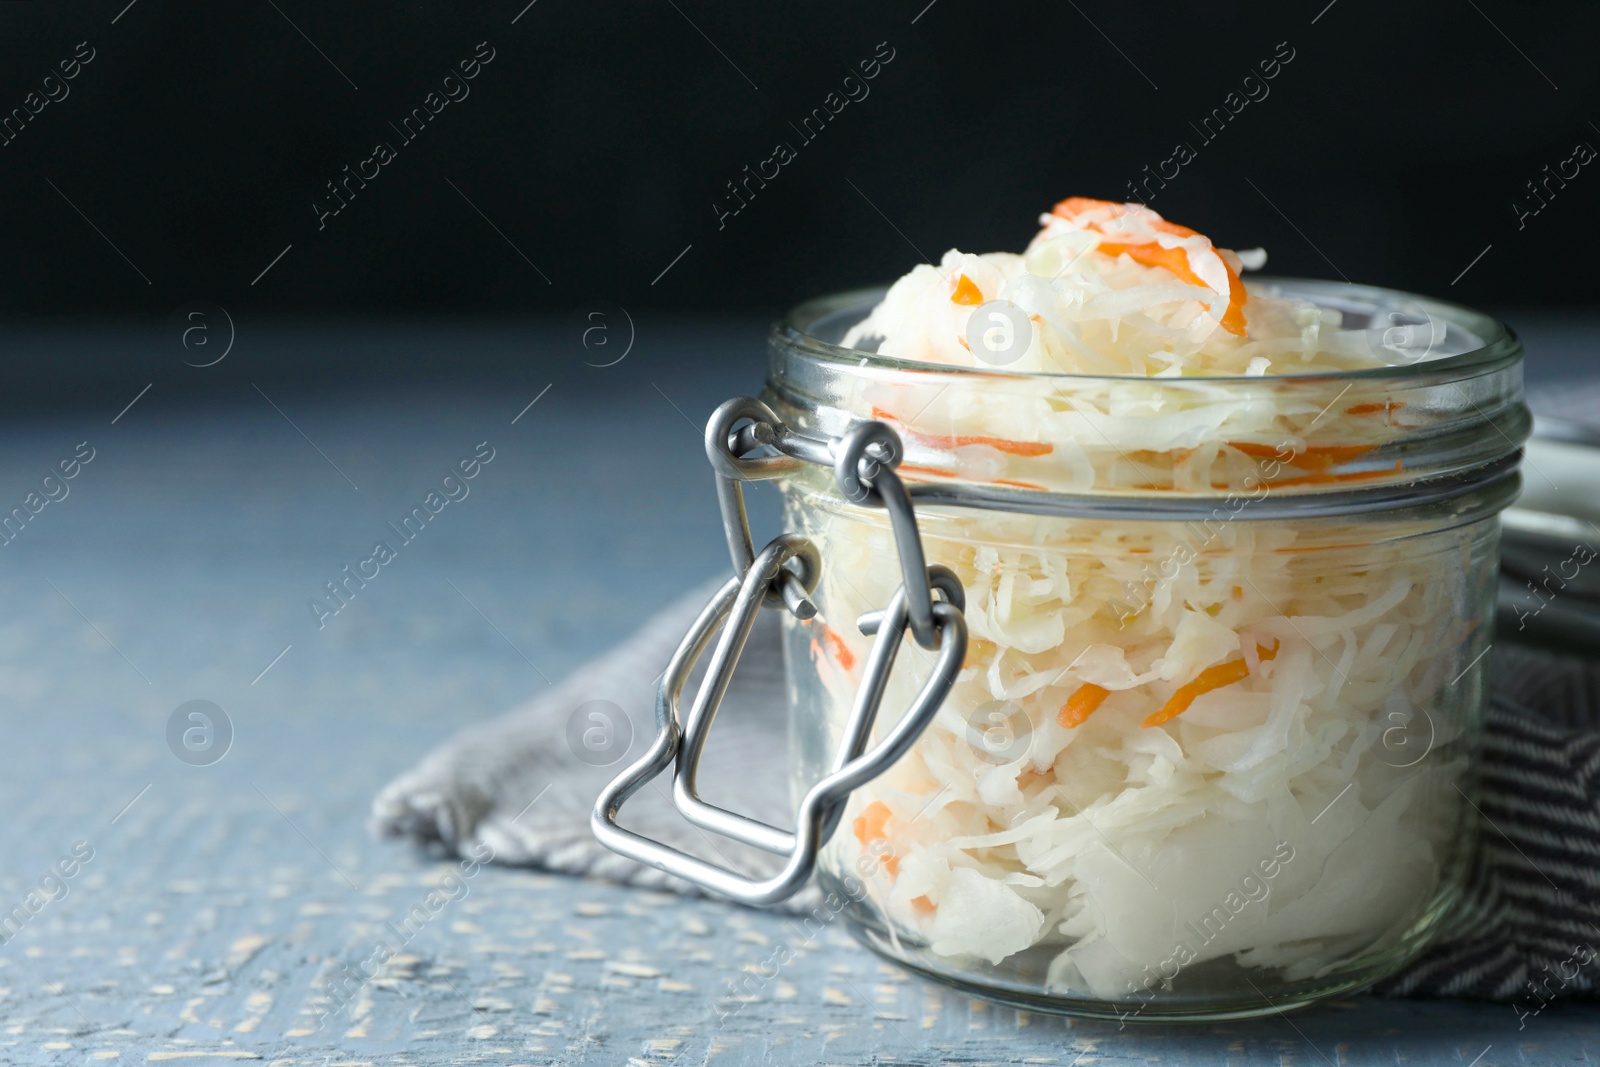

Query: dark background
0;0;1595;396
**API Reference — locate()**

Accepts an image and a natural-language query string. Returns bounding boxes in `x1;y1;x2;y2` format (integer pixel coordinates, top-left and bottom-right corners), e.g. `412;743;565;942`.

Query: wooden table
1;319;1595;1065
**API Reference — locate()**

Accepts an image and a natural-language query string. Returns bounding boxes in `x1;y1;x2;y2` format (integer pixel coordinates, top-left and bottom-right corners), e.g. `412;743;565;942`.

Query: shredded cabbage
799;198;1483;999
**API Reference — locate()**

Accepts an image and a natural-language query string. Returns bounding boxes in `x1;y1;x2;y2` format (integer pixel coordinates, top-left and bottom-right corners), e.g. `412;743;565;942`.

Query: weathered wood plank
0;369;1594;1065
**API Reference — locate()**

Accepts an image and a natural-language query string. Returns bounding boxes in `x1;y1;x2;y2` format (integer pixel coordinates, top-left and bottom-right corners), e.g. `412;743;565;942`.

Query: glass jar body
755;278;1525;1019
781;486;1503;1019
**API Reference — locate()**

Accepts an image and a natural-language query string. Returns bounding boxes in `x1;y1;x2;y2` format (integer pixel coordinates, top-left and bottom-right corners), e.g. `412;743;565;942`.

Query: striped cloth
1390;383;1600;998
1375;643;1600;999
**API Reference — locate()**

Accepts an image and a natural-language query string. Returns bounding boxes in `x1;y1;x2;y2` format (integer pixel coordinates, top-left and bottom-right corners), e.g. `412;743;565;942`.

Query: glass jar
764;279;1526;1020
592;277;1527;1022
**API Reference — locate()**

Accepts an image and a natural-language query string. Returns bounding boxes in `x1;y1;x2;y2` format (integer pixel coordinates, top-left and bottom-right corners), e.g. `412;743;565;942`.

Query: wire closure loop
590;550;967;906
590;396;970;907
706;397;815;619
830;422;940;650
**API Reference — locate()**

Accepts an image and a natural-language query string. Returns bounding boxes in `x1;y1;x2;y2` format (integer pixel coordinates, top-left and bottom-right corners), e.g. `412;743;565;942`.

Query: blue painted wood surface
0;320;1595;1065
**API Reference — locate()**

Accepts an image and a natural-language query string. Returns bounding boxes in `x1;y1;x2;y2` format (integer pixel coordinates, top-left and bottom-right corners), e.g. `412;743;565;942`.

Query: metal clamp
831;422;939;649
705;397;815;619
590;397;969;906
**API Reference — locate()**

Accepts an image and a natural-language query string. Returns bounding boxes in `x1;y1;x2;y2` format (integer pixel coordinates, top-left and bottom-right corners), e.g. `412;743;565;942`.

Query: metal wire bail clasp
589;542;966;906
830;420;943;650
704;397;815;619
590;398;970;907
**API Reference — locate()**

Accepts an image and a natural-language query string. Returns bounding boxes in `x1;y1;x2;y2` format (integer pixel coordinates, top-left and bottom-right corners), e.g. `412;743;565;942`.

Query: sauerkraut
790;198;1486;1002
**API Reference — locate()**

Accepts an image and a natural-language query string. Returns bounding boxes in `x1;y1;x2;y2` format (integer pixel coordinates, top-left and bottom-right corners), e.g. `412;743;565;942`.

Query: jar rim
764;277;1529;515
775;276;1521;385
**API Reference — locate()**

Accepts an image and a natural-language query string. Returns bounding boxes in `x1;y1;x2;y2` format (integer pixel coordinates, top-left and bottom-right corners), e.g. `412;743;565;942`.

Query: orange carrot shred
951;274;983;305
947;436;1053;458
1057;683;1111;729
1052;198;1248;337
853;800;892;845
870;407;1053;457
1053;196;1123;217
854;801;902;877
896;462;958;480
820;625;855;672
910;895;937;914
1142;641;1279;728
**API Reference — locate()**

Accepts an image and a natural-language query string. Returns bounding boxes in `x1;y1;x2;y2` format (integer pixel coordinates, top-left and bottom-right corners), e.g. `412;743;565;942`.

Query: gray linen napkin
369;579;808;899
371;576;1600;1002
